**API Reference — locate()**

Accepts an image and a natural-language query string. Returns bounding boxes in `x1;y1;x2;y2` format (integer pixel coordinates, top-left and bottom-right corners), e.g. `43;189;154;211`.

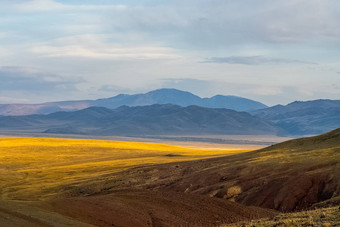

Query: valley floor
0;137;269;226
0;131;338;226
0;130;293;149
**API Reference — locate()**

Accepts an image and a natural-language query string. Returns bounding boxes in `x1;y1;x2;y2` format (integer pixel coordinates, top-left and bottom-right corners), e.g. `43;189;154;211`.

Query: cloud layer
203;56;316;65
0;0;339;105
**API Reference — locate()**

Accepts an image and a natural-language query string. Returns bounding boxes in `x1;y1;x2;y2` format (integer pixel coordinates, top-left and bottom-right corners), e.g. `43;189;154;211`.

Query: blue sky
0;0;339;105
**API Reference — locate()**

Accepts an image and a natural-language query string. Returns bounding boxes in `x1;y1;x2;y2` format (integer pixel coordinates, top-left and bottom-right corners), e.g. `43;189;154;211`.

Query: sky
0;0;339;106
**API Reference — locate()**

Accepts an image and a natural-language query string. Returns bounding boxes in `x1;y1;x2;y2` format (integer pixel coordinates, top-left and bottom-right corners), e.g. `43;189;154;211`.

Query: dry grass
0;137;251;200
223;206;340;227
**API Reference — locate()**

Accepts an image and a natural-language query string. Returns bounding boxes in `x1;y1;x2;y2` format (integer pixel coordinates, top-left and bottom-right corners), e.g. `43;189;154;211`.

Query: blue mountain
0;88;268;116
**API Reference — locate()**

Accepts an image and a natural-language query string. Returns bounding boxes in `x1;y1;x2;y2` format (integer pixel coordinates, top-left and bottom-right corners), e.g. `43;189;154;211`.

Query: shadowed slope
89;128;340;212
0;104;281;136
47;190;276;227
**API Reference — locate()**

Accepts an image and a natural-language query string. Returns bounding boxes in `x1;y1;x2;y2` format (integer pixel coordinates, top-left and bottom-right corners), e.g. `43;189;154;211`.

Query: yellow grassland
0;137;251;200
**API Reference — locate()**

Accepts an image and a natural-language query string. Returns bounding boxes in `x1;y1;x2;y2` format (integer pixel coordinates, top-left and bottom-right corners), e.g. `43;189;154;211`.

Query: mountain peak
147;88;192;94
0;88;269;116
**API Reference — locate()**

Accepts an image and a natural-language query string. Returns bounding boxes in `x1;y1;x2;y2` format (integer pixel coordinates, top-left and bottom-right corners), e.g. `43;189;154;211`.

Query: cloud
98;85;135;94
30;35;183;60
161;78;214;97
0;0;339;105
97;0;340;49
0;66;82;91
203;56;316;65
0;96;29;104
8;0;126;12
0;46;9;57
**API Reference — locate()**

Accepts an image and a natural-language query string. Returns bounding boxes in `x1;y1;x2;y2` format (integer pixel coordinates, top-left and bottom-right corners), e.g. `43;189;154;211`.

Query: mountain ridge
252;99;340;135
0;88;267;116
0;104;281;136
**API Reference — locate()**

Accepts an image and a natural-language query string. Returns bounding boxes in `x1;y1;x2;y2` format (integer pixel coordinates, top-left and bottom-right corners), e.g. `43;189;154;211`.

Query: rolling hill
0;88;267;116
0;104;281;136
94;128;340;212
252;99;340;135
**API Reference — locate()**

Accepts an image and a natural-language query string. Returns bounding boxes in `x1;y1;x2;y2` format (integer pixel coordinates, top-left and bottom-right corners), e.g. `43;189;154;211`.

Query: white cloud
0;46;9;57
30;35;184;60
203;56;315;65
31;44;182;59
11;0;126;12
0;0;339;104
249;86;283;96
0;66;83;91
0;96;28;104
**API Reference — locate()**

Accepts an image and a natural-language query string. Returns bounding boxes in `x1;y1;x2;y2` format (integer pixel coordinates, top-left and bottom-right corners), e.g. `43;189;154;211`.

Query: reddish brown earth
46;190;276;227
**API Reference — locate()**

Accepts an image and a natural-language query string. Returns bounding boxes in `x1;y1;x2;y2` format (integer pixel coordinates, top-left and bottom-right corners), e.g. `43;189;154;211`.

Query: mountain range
252;99;340;135
0;88;267;116
0;104;280;136
0;89;339;136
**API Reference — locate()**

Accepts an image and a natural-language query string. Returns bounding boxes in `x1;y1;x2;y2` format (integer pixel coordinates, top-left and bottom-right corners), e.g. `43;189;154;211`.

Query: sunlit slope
0;138;250;200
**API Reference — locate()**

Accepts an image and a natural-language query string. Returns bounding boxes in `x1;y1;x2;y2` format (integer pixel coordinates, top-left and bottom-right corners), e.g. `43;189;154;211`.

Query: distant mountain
0;101;92;116
93;89;268;111
252;99;340;135
93;89;203;108
0;104;280;136
0;89;267;116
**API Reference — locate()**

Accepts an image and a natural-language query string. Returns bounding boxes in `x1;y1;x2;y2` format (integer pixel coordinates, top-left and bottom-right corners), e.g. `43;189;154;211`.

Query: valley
0;128;339;226
0;137;250;200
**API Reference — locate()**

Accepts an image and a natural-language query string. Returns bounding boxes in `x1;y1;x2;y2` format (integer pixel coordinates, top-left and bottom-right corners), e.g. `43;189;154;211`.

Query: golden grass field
0;137;252;200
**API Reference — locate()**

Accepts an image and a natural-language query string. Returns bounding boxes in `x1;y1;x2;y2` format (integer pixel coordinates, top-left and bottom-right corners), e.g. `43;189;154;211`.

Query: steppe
0;129;339;226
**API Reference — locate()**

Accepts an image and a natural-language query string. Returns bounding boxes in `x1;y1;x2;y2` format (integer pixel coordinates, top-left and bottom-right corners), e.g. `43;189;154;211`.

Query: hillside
0;104;281;136
252;99;340;135
0;88;267;116
92;128;340;212
224;206;340;227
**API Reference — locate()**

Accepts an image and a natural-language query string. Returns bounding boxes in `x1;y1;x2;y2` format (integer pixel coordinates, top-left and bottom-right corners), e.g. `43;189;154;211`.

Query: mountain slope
93;88;203;108
0;89;267;116
252;99;340;135
201;95;267;110
0;104;280;136
94;89;267;111
96;128;340;212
